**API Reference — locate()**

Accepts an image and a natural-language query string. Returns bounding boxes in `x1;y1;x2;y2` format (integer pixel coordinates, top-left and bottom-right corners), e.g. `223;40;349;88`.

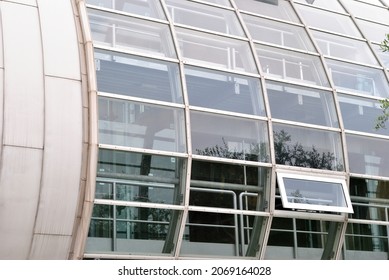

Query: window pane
88;8;176;58
200;0;231;6
273;124;344;171
277;173;352;213
182;211;238;256
283;178;347;207
293;0;345;12
97;150;186;205
190;160;269;208
347;134;389;177
256;44;329;86
356;19;389;43
191;111;269;162
312;30;378;66
99;97;186;153
295;4;361;37
267;81;338;127
242;14;315;52
373;44;389;69
176;27;257;73
88;206;182;254
349;178;389;221
338;94;389;136
86;0;166;20
326;59;389;98
346;223;388;254
234;0;300;23
165;0;244;36
86;0;165;19
95;49;183;103
185;66;265;116
343;1;389;25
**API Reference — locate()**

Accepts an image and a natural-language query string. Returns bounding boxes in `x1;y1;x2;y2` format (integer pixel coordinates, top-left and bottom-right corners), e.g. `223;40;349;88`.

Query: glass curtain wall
84;0;389;260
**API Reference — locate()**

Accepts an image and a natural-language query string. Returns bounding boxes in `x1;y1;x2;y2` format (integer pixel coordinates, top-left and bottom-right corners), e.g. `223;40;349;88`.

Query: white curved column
0;0;95;259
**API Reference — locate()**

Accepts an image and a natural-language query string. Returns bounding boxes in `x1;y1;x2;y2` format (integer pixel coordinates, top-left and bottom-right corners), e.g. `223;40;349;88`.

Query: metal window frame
277;172;354;213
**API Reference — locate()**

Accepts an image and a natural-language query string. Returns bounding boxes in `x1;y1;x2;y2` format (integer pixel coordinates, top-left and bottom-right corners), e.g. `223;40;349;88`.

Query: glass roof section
293;0;346;12
185;66;266;116
338;93;389;136
311;30;378;66
325;59;389;98
234;0;300;23
198;0;232;7
295;3;361;37
86;0;167;20
256;44;329;86
342;0;389;25
241;14;316;52
175;27;257;73
165;0;245;36
88;8;176;58
94;48;183;103
356;19;389;43
266;81;339;127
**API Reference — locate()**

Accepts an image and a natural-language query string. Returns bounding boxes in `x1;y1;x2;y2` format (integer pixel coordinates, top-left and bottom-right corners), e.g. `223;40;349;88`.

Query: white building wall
0;0;94;259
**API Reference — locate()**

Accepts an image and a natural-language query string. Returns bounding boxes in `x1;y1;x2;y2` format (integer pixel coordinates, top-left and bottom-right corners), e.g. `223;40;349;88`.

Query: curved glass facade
84;0;389;260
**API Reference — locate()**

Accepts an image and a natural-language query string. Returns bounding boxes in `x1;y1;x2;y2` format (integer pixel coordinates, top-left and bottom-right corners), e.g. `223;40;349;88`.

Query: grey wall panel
38;0;81;80
1;2;44;148
33;77;83;236
29;235;72;260
0;146;43;259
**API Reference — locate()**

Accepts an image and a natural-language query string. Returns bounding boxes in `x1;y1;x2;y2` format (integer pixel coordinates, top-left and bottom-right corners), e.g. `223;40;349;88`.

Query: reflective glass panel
88;8;176;58
256;44;329;86
165;0;244;36
346;134;389;177
373;44;389;69
87;206;182;254
338;94;389;136
175;27;257;73
190;160;269;208
185;66;265;116
345;223;388;255
98;97;186;153
273;123;344;171
234;0;300;23
200;0;231;6
181;211;239;256
190;111;269;162
266;81;339;127
293;0;345;12
312;30;378;66
349;178;389;221
356;19;389;43
343;1;389;25
356;0;386;5
242;14;315;52
95;49;183;103
277;173;352;213
326;59;389;98
97;150;186;205
86;0;166;20
295;4;361;37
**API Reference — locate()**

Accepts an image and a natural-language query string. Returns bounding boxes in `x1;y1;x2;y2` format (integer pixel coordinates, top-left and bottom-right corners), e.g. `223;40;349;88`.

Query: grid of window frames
84;0;389;260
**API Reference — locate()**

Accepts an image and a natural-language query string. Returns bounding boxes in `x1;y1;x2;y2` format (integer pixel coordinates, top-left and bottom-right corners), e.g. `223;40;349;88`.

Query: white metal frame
277;172;354;213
